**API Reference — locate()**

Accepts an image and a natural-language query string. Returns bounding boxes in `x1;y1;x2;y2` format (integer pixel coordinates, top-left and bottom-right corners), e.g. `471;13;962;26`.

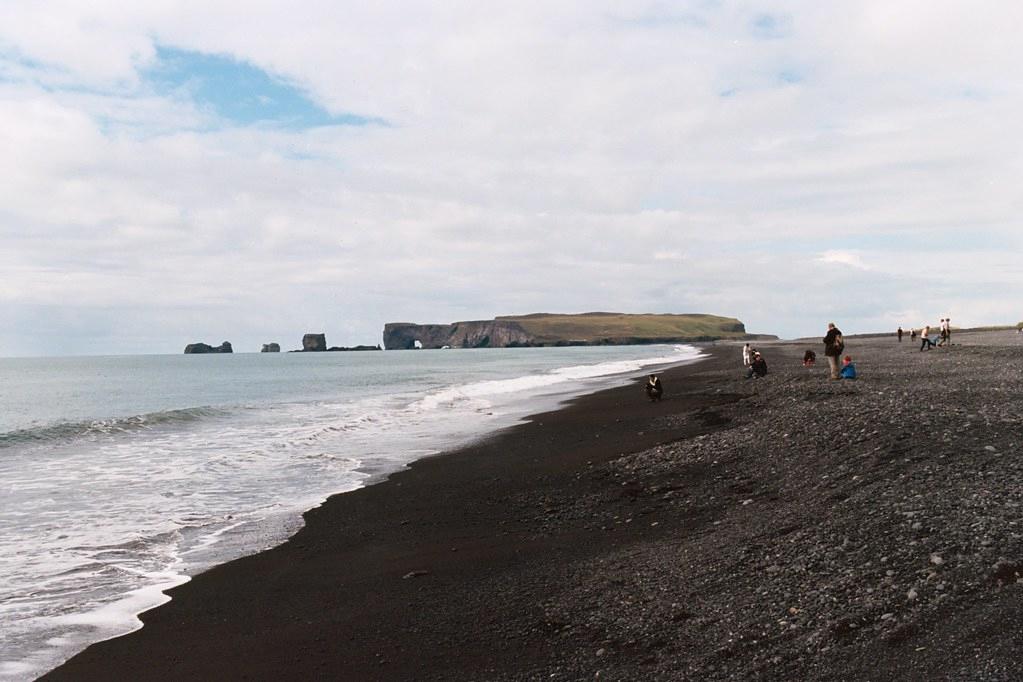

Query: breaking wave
0;406;228;449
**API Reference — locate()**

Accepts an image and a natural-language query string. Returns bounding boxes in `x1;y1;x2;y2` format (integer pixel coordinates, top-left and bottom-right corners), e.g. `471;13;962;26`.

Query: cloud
652;251;685;262
816;250;871;270
1;2;1023;354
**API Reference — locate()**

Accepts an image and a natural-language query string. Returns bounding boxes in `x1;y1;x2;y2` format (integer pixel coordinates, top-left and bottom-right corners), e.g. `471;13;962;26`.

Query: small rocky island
292;333;381;352
184;336;379;354
183;341;233;354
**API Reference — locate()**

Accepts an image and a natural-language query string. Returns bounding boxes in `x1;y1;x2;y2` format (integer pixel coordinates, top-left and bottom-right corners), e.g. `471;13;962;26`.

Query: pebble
402;570;429;579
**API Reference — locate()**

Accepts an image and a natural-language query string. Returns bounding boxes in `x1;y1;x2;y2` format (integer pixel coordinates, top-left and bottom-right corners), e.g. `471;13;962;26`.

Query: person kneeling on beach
840;355;857;380
746;352;768;379
645;374;663;401
803;349;816;367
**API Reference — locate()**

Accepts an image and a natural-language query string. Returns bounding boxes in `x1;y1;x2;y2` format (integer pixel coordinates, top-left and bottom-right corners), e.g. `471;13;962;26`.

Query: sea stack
184;341;233;354
301;334;327;352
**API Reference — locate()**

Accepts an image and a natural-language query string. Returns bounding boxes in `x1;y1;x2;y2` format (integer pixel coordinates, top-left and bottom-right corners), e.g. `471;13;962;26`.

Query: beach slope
45;334;1023;680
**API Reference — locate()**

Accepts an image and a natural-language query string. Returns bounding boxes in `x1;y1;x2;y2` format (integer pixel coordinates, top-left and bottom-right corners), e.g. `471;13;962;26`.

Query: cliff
383;313;769;350
383;321;533;350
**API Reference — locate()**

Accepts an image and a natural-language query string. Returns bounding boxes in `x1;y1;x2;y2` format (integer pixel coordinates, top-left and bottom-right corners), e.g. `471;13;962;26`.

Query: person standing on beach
945;317;952;345
823;323;844;380
897;327;903;342
743;343;753;367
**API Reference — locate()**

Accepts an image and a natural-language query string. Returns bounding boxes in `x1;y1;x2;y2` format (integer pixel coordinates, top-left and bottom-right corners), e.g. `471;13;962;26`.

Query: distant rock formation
302;334;327;352
261;343;281;353
184;341;233;354
383;313;771;350
383;321;533;350
326;345;382;352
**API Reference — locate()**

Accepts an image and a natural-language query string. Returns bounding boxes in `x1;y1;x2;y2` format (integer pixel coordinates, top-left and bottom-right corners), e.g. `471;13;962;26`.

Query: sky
2;1;1022;356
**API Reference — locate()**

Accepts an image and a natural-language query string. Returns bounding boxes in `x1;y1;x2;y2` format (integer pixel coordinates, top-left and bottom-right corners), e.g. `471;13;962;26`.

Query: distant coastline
382;312;776;350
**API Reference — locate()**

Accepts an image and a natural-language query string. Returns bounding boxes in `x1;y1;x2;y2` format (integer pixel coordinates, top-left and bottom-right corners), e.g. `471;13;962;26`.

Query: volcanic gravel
505;331;1023;681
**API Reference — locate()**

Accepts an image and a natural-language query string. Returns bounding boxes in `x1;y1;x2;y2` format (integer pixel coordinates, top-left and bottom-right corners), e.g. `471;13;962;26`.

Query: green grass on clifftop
496;312;748;343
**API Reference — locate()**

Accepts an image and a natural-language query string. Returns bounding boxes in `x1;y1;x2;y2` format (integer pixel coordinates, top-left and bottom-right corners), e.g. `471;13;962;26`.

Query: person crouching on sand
823;322;844;380
746;352;768;379
645;374;663;402
840;355;857;380
803;349;816;367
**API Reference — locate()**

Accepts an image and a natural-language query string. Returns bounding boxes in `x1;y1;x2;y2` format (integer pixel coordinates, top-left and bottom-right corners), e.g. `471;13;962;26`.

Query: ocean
0;344;702;679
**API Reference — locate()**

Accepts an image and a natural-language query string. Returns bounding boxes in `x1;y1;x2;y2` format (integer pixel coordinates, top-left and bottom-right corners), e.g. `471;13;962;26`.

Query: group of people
897;318;952;351
738;324;857;382
648;314;972;401
742;343;768;379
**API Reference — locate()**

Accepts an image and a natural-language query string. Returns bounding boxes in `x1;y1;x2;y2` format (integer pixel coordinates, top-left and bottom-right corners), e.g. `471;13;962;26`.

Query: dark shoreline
44;347;736;680
42;334;1023;680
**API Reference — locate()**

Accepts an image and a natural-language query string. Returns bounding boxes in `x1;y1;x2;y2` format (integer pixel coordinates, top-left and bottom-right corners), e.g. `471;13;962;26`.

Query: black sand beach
45;333;1023;680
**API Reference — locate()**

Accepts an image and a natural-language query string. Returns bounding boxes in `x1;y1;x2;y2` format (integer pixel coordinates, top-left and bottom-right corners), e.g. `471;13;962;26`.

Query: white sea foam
0;344;702;679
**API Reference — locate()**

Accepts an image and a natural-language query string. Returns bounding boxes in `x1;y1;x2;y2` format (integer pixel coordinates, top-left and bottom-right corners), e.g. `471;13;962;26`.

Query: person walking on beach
823;323;844;380
920;325;935;351
897;326;903;342
742;343;753;367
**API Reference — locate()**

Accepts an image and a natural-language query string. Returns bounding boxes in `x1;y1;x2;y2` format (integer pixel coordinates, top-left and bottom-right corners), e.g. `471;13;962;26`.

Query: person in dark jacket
823;323;844;380
645;374;663;401
746;352;768;379
897;327;903;342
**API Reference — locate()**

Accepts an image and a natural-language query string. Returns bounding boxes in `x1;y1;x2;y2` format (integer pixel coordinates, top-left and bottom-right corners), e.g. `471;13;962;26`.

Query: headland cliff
383;312;773;349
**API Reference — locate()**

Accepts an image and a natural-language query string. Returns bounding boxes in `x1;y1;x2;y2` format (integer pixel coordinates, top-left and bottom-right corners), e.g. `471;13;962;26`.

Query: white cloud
2;2;1023;354
816;250;870;270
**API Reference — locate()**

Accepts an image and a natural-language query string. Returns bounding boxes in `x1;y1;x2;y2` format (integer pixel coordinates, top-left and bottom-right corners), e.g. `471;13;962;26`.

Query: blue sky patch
778;69;803;84
751;13;790;39
144;46;382;129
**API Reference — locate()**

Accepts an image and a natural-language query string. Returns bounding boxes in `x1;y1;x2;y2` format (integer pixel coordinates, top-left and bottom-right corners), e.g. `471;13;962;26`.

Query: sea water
0;344;702;678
